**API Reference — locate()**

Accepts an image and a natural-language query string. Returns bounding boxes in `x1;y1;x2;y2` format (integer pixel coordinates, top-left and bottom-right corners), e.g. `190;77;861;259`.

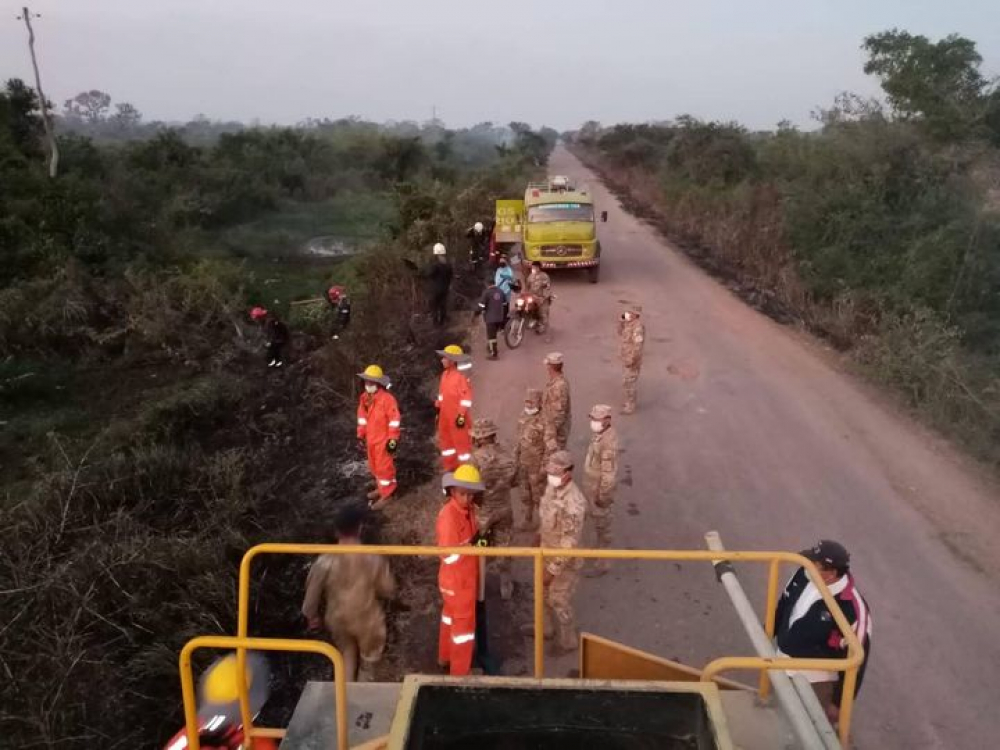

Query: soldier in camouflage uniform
582;404;619;577
538;450;587;654
542;352;572;456
470;418;517;600
619;305;646;414
512;388;547;531
526;261;553;334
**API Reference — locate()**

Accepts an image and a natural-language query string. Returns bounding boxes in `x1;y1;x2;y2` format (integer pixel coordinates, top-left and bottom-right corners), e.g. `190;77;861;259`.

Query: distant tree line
573;29;1000;464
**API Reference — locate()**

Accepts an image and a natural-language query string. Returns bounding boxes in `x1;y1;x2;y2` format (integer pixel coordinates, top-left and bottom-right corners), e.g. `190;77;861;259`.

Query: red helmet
250;307;268;321
327;285;345;302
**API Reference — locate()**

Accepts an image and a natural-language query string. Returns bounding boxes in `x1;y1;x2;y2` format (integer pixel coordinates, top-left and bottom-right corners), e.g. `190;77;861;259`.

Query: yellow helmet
203;654;252;704
197;652;271;720
358;364;389;386
436;344;470;364
442;463;485;492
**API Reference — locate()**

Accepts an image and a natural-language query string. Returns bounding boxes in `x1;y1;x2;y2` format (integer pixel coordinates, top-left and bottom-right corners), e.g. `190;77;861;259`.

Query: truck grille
539;245;583;258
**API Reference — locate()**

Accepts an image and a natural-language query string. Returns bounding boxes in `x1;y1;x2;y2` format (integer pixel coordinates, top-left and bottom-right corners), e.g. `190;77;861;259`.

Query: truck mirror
600;211;608;223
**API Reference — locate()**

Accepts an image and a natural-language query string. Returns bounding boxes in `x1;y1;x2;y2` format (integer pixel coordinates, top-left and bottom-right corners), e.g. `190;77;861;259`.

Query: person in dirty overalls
513;388;547;531
302;504;395;682
582;404;619;578
470;418;517;600
619;304;646;414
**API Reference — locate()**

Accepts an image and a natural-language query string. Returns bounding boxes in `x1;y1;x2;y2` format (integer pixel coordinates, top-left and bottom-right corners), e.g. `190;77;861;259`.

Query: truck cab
496;175;603;283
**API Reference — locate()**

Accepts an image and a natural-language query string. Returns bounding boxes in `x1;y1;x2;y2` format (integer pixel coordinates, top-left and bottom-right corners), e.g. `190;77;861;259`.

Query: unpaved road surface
467;146;1000;749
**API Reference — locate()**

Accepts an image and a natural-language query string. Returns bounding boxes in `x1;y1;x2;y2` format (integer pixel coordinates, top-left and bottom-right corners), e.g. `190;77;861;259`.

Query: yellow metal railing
179;635;348;750
220;544;863;747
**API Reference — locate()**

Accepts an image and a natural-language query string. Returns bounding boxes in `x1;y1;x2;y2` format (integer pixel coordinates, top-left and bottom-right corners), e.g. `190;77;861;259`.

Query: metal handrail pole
705;532;835;750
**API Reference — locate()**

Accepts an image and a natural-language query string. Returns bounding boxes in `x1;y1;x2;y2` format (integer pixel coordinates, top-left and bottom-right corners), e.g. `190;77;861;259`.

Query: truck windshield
527;203;594;223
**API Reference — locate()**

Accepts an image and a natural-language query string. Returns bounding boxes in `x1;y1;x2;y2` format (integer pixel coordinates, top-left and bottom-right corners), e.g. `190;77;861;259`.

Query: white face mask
524;406;539;415
590;420;604;433
364;383;378;394
547;474;563;488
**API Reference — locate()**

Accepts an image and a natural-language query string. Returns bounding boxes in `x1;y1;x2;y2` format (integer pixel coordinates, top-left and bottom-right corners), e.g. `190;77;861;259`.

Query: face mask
524;406;539;415
590;420;604;433
547;474;563;488
365;384;378;394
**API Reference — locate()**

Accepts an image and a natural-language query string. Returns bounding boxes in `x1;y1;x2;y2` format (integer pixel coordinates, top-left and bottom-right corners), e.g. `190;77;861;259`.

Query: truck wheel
587;265;600;284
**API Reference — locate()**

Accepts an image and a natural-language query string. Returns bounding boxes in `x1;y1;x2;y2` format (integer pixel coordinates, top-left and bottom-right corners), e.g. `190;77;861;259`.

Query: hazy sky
1;1;998;130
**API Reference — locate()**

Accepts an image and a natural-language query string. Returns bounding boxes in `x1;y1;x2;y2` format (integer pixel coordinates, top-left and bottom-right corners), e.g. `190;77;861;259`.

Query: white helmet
473;222;484;233
433;242;446;256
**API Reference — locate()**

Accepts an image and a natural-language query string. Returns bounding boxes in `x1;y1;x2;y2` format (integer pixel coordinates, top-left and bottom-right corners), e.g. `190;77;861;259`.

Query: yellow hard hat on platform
197;652;271;724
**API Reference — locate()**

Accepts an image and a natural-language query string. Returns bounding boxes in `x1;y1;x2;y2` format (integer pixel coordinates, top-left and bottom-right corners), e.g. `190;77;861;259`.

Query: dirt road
467;146;1000;748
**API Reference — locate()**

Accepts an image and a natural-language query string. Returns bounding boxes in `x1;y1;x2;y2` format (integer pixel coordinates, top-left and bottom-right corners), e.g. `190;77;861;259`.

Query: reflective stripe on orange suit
357;389;401;499
436;368;473;471
436;496;478;675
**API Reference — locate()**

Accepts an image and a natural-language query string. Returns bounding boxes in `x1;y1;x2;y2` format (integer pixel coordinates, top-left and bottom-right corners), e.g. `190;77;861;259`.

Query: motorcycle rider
494;255;515;303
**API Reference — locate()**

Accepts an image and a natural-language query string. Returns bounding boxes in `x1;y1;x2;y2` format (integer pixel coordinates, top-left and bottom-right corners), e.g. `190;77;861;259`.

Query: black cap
801;540;850;571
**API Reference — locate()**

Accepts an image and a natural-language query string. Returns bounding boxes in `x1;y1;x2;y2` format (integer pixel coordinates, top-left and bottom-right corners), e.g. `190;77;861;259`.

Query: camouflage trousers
518;463;546;522
623;363;641;412
545;565;581;651
583;474;615;571
537;300;551;333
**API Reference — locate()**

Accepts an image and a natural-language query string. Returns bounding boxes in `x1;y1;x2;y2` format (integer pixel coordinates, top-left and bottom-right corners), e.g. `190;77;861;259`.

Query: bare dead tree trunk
21;6;59;178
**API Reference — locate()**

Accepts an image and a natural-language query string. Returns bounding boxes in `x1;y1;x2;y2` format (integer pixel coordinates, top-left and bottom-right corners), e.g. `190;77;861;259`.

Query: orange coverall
436;496;479;675
436;368;473;471
357;388;401;499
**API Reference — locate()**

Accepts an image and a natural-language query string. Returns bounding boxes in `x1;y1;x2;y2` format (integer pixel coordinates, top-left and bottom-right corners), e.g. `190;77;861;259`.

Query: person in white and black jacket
775;539;872;725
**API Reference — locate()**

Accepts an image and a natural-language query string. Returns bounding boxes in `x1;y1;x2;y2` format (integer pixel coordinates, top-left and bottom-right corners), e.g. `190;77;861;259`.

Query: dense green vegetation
0;76;553;747
574;30;1000;464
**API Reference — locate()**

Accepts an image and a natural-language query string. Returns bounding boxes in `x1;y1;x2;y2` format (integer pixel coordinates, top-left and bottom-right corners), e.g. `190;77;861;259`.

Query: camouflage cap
589;404;613;420
524;388;543;404
545;450;574;474
470;418;498;439
543;352;564;366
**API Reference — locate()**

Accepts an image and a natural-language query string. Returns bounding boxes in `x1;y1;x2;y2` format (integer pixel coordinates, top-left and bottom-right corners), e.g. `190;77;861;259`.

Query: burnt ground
248;278;534;732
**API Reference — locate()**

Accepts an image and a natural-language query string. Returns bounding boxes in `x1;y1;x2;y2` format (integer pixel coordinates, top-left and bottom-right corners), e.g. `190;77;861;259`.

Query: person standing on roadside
302;504;395;682
582;404;618;578
527;262;553;334
775;540;873;727
513;388;546;531
425;242;453;327
542;352;572;457
619;304;645;414
532;450;587;655
436;464;486;676
466;222;490;278
477;282;507;360
470;418;517;600
436;345;474;471
356;364;401;510
494;255;515;303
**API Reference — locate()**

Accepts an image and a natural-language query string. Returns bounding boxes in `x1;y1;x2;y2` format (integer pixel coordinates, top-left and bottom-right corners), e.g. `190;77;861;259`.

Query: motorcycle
504;290;543;349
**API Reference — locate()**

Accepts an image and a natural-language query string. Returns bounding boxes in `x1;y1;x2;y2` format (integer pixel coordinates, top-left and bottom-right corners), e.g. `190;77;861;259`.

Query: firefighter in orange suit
436;464;484;676
357;365;401;511
435;345;474;471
